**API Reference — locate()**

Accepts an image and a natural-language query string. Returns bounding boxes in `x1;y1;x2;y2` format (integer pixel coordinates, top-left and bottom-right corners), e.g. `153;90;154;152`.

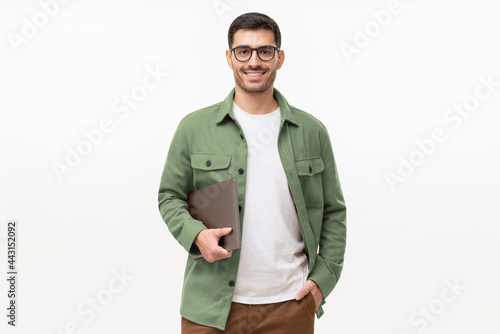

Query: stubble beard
234;65;277;95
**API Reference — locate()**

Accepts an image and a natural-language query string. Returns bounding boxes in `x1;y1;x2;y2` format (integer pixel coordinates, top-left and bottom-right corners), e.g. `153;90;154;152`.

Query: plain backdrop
1;0;499;333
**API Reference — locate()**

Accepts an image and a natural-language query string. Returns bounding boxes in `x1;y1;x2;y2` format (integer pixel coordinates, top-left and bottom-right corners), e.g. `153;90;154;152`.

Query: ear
226;49;233;69
277;50;285;70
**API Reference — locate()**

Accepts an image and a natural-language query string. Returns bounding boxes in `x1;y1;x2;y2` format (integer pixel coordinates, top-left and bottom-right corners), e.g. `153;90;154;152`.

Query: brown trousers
181;293;316;334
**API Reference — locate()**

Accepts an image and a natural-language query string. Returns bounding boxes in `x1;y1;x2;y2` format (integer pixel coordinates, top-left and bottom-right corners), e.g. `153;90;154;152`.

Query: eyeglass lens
234;46;276;61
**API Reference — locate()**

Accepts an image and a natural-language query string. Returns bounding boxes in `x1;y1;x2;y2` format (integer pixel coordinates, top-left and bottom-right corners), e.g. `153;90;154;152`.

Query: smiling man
158;12;347;333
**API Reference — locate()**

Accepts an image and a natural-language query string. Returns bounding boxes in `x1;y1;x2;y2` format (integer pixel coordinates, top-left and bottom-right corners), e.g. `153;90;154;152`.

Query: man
158;12;346;333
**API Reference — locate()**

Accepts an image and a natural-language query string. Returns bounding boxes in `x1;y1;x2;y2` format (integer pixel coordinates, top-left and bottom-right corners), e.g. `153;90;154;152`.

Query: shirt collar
215;87;299;127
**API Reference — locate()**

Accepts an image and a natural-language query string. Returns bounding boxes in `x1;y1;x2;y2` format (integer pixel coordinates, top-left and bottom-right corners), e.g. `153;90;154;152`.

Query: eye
259;47;274;55
236;48;249;55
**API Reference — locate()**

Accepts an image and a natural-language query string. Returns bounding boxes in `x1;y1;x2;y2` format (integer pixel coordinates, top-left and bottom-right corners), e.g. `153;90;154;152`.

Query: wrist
193;229;206;248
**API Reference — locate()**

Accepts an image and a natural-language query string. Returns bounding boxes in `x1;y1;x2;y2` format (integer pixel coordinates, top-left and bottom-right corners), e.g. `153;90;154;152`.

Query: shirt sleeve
158;117;206;257
308;127;347;302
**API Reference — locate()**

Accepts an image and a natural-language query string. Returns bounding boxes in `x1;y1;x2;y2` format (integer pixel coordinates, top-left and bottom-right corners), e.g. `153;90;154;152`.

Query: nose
247;49;261;66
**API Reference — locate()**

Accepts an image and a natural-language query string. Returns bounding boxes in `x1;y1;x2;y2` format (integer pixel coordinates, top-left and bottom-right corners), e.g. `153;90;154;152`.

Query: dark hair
228;12;281;49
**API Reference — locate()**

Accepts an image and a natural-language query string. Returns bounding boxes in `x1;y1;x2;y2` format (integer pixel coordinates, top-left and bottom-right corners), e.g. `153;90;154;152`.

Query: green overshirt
158;87;347;330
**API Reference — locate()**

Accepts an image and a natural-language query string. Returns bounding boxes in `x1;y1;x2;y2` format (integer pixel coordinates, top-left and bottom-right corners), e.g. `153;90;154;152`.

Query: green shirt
158;87;347;330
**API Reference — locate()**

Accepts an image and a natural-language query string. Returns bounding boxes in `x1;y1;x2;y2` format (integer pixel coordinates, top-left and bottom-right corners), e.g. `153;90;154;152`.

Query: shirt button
309;166;312;173
238;205;242;212
240;134;244;140
238;168;244;175
206;160;212;167
229;280;235;287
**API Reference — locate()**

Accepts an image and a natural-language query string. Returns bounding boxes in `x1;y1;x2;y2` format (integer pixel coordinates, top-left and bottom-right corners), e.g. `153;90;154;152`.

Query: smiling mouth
243;71;266;78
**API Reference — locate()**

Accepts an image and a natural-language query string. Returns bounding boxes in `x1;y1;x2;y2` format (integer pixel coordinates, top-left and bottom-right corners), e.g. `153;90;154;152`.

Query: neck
233;85;279;115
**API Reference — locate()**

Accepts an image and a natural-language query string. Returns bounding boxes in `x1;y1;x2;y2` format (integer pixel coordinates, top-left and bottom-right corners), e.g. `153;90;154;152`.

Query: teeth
246;72;263;76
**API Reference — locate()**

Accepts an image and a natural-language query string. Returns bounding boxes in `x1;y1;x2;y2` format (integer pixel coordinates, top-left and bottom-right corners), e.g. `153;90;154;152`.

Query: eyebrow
232;44;275;48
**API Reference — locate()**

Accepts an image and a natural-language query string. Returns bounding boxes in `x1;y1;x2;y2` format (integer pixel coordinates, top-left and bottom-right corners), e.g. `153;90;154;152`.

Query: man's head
227;12;281;50
226;13;284;95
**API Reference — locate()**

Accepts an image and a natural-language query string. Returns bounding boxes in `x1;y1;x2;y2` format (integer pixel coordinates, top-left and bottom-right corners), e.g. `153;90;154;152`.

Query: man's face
226;29;284;95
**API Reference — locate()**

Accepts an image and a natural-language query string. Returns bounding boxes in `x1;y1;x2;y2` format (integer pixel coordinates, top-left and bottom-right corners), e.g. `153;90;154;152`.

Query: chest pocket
191;153;231;189
295;156;324;209
295;156;324;176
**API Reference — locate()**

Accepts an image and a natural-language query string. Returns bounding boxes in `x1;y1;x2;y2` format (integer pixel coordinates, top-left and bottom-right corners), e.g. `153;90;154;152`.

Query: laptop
187;178;241;254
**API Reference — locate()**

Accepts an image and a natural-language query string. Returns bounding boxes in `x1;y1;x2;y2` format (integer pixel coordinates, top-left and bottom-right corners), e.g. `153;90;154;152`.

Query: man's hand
295;280;323;311
194;228;233;263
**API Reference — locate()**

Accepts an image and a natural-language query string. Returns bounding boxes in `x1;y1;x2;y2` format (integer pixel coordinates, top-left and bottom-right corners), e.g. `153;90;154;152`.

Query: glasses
229;45;280;62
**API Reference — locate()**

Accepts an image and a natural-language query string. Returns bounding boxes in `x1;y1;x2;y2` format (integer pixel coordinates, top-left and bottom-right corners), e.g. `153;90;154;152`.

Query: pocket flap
191;153;231;170
295;156;324;175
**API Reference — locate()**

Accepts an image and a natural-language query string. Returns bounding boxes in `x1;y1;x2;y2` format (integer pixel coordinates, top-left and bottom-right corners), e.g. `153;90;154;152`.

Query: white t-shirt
232;102;308;304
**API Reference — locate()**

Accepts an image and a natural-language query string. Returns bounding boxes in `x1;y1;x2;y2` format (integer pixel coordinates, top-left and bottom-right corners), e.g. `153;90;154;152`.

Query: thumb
216;227;233;236
221;227;233;235
295;281;313;300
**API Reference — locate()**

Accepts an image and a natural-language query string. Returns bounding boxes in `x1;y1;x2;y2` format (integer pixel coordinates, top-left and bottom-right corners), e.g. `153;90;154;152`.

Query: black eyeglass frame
229;45;281;62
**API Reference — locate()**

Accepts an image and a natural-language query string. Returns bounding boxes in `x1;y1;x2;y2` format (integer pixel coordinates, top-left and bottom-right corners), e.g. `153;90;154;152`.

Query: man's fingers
205;247;232;263
217;247;232;258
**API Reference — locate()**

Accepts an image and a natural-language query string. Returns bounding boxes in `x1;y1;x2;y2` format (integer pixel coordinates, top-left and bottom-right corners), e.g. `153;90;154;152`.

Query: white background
1;0;499;333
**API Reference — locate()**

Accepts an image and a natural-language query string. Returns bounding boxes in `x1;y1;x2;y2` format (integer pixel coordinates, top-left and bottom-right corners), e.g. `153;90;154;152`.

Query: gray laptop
187;178;241;254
